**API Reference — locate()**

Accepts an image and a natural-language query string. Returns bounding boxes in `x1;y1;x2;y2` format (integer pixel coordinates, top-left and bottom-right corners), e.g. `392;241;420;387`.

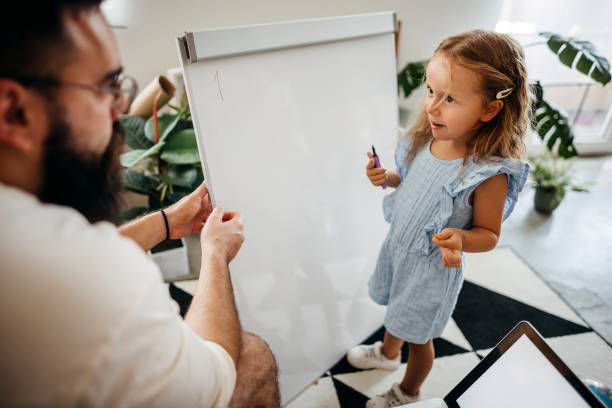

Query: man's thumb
209;206;224;221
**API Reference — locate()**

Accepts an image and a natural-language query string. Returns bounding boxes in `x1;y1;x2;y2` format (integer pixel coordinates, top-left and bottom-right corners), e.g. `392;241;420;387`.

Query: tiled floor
499;155;612;344
165;154;612;406
168;248;612;407
280;248;612;407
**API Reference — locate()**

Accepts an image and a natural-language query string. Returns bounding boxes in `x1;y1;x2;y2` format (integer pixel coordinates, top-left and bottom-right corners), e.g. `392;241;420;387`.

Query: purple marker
371;145;387;189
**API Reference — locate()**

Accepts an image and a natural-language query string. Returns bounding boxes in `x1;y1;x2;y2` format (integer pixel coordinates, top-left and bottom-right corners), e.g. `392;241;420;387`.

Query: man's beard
38;115;125;224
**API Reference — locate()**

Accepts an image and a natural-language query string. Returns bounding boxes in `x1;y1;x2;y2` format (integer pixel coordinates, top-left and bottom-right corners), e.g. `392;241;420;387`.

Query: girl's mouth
430;121;444;130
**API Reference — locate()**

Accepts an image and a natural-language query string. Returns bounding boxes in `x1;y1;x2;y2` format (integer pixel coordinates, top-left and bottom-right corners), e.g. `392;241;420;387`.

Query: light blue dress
368;136;529;344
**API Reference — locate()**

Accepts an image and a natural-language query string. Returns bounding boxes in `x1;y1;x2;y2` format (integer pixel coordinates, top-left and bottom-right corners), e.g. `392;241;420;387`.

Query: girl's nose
426;100;440;116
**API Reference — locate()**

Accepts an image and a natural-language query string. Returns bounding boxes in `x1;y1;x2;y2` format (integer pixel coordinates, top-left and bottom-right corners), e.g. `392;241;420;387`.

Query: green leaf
194;166;204;186
118;115;152;149
528;153;587;194
160;183;169;204
148;194;162;210
120;142;166;167
154;166;198;188
120;149;145;167
529;81;544;118
531;100;578;158
397;60;427;98
121;170;159;196
160;129;200;164
144;113;183;143
166;186;194;204
172;119;194;136
571;186;588;193
539;32;611;85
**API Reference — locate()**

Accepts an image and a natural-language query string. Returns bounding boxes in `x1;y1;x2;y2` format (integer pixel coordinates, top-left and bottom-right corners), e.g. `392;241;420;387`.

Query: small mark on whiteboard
214;70;224;102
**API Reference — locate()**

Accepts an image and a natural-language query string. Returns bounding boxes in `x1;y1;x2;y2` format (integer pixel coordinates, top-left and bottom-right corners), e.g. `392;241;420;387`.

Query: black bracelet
160;208;170;241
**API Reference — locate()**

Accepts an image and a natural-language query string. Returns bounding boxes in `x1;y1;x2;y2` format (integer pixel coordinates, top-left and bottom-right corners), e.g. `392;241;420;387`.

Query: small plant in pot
119;104;202;217
119;84;203;280
528;154;588;214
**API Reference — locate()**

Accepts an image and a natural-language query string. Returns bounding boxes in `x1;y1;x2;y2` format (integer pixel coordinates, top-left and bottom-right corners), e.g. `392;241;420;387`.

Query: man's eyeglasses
15;74;138;113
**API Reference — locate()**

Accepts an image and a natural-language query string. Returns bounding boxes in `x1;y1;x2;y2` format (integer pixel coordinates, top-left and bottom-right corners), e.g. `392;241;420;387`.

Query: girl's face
423;54;493;144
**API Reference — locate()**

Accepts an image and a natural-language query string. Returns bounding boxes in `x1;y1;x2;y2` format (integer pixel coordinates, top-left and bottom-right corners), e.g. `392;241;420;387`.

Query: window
496;0;612;154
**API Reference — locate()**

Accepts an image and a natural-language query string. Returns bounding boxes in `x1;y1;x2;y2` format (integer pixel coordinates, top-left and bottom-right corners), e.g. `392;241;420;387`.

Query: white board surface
178;12;398;403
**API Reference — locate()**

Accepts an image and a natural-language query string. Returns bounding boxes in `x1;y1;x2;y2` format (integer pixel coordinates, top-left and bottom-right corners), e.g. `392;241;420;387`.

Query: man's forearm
184;251;241;364
118;211;167;251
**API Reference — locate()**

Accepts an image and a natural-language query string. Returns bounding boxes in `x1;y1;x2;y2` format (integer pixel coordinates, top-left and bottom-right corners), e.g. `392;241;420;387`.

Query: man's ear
0;80;45;154
480;99;504;123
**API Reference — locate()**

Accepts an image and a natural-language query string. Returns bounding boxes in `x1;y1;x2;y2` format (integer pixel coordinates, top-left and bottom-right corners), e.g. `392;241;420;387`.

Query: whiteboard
177;12;398;404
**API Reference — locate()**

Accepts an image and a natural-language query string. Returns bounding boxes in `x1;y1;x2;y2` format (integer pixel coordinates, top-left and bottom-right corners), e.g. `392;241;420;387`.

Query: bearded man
0;2;279;407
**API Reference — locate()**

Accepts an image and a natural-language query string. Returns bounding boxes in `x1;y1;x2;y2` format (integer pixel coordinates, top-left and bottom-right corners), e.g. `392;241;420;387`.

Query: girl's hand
366;151;387;186
432;228;463;268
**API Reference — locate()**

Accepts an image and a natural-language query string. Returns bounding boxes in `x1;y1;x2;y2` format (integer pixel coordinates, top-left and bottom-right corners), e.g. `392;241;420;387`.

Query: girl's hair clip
496;88;513;99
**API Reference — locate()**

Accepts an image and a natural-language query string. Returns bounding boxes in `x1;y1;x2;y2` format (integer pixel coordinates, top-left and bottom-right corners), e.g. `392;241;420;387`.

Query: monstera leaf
540;32;611;85
532;99;577;158
530;81;545;117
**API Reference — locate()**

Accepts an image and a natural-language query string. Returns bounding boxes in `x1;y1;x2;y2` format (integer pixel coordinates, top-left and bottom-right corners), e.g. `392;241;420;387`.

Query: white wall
103;0;505;97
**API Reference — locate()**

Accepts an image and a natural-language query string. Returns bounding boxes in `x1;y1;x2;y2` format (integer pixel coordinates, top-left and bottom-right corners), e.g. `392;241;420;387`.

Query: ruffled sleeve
382;134;413;222
441;157;529;227
394;134;413;181
417;157;529;257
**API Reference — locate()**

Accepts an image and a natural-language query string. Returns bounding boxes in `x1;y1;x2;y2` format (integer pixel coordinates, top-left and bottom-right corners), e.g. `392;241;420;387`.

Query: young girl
347;30;531;407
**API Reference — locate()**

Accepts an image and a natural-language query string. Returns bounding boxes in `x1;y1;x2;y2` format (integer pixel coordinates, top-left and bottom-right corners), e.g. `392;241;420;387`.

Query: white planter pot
149;238;190;282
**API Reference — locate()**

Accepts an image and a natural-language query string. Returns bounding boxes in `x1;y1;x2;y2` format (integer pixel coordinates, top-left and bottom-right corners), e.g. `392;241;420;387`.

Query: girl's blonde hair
405;30;530;163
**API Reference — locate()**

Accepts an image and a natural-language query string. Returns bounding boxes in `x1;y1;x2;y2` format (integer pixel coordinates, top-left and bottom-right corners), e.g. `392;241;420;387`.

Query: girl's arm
432;174;508;267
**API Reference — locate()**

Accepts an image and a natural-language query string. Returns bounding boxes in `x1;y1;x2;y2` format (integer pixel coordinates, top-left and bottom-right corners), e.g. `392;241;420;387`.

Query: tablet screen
456;335;590;408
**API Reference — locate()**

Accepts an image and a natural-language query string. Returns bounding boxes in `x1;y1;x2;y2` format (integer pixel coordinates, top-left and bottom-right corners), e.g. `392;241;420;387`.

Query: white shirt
0;183;236;407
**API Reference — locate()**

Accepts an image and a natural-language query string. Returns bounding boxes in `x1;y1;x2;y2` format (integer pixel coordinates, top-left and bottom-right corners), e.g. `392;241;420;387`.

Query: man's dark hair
1;1;104;80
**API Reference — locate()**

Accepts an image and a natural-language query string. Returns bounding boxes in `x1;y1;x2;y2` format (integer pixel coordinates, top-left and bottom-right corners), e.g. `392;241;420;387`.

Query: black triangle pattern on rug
169;283;193;317
452;280;591;351
433;337;471;357
332;376;370;408
328;326;408;376
328;328;471;376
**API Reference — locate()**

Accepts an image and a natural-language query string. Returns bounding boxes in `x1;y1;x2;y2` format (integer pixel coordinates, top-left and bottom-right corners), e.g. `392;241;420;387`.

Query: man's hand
165;182;212;239
201;207;245;264
432;228;463;268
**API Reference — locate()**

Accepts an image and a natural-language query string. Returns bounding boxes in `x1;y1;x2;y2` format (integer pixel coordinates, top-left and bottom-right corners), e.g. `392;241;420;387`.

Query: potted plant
397;32;611;158
119;94;203;280
528;153;587;213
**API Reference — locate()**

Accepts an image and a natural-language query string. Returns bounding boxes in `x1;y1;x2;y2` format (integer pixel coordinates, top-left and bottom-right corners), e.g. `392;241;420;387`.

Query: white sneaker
366;383;422;408
346;341;400;370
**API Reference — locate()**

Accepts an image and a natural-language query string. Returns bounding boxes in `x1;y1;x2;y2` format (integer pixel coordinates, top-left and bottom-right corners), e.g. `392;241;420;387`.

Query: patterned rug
168;247;612;407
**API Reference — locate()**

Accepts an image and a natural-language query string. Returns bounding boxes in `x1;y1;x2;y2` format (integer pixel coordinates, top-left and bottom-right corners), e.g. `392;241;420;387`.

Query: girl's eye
427;86;433;95
446;95;454;103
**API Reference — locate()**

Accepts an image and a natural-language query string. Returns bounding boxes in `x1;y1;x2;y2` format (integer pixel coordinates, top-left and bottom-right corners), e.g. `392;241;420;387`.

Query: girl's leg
380;328;404;359
400;340;435;396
